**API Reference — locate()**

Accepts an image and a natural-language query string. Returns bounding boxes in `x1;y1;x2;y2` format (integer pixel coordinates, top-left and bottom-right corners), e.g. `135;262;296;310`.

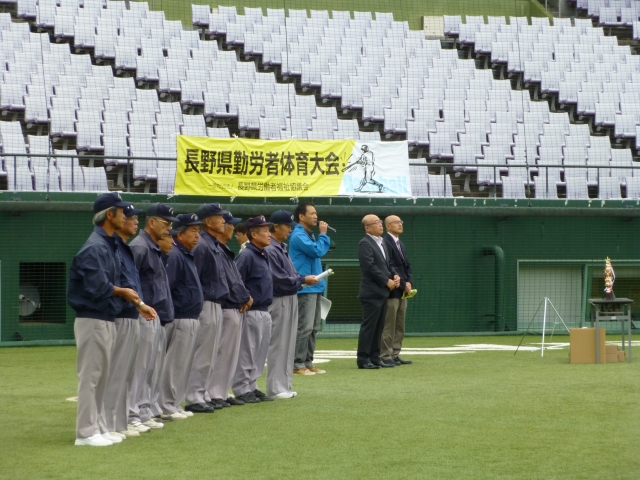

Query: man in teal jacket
288;203;331;375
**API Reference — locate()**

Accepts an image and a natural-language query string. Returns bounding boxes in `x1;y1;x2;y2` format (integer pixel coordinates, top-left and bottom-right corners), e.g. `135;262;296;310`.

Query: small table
588;298;633;364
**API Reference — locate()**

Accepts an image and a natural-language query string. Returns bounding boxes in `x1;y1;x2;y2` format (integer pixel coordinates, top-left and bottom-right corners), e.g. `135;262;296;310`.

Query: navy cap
245;215;273;229
172;213;203;231
93;192;133;213
124;204;142;217
269;209;296;226
146;203;179;222
196;203;224;220
222;210;242;225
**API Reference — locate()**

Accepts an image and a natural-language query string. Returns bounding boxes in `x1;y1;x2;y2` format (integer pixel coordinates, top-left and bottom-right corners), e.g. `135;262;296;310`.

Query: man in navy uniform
185;204;227;413
232;216;275;404
103;204;148;441
69;193;155;447
158;214;204;420
128;203;178;432
207;209;253;407
264;210;319;399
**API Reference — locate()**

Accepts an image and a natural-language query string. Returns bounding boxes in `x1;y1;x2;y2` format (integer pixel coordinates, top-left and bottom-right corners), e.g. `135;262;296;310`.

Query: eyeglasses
152;217;171;227
365;220;383;226
388;220;403;225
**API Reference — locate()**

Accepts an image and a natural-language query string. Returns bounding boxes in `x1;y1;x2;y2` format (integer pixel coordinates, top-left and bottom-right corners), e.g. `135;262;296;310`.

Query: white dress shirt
367;233;386;259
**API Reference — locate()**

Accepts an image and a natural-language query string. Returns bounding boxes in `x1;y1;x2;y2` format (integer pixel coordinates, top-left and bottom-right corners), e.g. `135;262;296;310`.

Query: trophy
604;257;615;300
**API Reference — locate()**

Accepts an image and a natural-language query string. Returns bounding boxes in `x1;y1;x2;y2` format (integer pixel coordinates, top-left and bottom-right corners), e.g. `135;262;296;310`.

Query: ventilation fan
19;284;40;317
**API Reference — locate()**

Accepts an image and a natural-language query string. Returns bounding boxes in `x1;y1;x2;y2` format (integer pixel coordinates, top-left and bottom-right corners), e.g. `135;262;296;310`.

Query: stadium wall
2;192;639;343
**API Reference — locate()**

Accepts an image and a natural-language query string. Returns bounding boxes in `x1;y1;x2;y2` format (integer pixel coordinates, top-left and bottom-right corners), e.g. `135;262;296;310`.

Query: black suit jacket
382;233;413;299
358;235;397;300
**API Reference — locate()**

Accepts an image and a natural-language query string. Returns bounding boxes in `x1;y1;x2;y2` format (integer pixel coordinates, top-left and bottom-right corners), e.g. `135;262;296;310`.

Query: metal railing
2;153;639;198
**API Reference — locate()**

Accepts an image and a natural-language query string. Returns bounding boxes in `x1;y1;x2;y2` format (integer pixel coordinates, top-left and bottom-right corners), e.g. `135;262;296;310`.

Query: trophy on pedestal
604;257;615;300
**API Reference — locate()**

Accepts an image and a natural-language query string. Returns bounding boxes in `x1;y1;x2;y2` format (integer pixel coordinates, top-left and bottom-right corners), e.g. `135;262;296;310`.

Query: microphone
326;226;337;233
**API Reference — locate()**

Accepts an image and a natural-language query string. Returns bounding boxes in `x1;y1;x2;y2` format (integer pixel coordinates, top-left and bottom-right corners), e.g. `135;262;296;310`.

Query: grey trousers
75;317;116;439
267;295;298;396
294;293;322;370
158;318;199;414
149;325;166;418
207;308;242;400
129;316;161;423
381;298;407;360
186;301;223;406
103;317;140;433
232;310;272;396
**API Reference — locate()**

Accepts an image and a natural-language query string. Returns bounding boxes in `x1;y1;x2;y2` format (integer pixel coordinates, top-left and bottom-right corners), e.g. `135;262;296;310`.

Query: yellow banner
175;136;355;197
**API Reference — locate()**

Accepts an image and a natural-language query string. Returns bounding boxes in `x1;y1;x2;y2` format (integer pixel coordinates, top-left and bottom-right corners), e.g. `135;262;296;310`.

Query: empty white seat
57;160;84;191
33;165;60;191
207;127;230;138
157;162;176;194
81;166;109;191
501;176;528;198
6;165;34;190
428;173;453;197
564;173;589;199
181;115;207;136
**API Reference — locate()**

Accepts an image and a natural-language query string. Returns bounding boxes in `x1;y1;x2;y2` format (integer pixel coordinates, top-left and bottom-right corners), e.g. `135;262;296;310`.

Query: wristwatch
136;301;145;309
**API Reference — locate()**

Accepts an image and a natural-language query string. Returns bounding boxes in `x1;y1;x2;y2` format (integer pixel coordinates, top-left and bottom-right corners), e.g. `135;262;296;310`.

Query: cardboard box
606;344;619;354
569;328;607;364
606;353;619;363
618;351;626;362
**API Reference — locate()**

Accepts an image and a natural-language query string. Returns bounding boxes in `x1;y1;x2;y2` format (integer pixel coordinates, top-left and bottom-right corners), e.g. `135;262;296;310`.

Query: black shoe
185;402;215;413
380;359;396;368
253;389;274;402
226;396;245;406
209;398;230;409
392;357;402;366
235;392;260;404
357;361;380;369
394;356;413;365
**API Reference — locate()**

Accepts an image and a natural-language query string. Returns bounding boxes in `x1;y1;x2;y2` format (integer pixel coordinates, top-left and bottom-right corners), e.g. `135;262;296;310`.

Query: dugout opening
19;263;67;324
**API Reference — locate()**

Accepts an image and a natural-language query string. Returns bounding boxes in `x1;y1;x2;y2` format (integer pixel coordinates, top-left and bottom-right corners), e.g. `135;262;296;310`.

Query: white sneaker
118;429;140;438
102;433;123;443
142;419;164;429
180;410;194;417
128;421;151;433
161;412;187;420
274;391;297;399
75;434;113;447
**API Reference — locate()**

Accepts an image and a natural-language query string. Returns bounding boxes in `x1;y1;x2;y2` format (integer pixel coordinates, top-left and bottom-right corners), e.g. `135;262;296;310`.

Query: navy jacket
166;239;204;320
116;235;144;320
383;233;413;300
192;230;229;304
236;243;273;311
130;230;174;325
67;226;124;321
217;241;251;310
265;237;305;297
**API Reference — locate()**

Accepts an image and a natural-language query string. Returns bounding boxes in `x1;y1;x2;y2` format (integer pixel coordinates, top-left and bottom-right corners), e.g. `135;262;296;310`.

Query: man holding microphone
289;203;331;376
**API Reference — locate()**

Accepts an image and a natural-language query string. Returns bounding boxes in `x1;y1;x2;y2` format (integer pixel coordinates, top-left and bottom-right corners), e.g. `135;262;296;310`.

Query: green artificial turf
149;0;543;31
1;336;639;479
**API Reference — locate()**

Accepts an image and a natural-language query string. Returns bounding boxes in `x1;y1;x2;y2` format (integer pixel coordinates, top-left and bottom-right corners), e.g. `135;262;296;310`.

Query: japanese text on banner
175;136;354;197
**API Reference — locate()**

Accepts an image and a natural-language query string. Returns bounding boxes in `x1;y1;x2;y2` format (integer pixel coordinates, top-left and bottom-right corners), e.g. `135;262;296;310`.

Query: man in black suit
381;215;413;367
356;214;400;369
